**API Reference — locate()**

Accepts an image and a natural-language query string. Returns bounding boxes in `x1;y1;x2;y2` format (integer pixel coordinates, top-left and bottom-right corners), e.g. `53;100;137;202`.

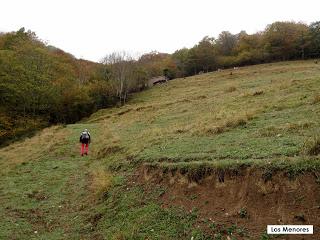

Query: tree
235;32;264;65
216;31;237;56
309;21;320;58
138;51;173;78
172;48;189;77
263;21;310;61
186;36;216;75
102;52;137;105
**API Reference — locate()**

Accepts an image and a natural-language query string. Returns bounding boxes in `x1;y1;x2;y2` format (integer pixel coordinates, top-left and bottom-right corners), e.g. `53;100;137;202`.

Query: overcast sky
1;0;319;62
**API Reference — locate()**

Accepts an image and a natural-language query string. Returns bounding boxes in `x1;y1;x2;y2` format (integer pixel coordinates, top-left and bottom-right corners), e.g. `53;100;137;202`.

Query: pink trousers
81;143;89;155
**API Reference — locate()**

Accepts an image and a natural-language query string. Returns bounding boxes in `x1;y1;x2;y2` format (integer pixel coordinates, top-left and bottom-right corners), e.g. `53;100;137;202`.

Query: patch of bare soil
137;166;320;239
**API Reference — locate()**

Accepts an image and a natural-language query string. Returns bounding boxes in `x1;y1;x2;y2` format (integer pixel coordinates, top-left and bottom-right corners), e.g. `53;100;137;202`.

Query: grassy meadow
0;60;320;239
88;60;320;172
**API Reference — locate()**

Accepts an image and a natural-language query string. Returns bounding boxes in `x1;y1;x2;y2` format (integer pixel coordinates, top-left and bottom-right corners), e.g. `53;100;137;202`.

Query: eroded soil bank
137;166;320;239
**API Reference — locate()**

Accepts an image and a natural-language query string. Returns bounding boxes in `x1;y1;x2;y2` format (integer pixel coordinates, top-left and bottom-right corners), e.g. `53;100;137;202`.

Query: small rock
34;231;38;234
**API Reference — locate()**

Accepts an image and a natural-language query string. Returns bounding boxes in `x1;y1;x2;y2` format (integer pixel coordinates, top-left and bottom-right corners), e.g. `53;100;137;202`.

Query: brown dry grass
0;125;67;173
302;135;320;156
96;145;123;159
312;95;320;104
194;112;255;136
252;90;264;96
225;86;237;93
90;120;121;158
258;122;314;137
89;168;113;200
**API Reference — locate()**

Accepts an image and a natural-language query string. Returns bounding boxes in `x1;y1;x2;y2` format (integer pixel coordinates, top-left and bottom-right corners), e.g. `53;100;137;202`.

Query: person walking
80;129;91;156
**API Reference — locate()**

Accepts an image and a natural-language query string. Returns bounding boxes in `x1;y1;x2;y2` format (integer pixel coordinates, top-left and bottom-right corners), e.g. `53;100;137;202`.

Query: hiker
80;129;91;156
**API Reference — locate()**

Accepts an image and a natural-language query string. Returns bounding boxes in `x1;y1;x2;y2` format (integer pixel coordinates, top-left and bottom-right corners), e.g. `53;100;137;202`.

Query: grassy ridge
1;60;320;239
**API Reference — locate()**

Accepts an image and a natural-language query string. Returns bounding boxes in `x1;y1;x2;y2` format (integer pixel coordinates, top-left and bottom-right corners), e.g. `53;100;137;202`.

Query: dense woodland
1;21;320;145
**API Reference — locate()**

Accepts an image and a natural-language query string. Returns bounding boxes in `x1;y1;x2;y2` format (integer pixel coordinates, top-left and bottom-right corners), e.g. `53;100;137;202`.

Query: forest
1;20;320;145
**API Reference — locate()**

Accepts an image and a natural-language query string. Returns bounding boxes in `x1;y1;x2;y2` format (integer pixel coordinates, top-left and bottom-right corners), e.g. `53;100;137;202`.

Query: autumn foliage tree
0;28;117;144
170;21;320;77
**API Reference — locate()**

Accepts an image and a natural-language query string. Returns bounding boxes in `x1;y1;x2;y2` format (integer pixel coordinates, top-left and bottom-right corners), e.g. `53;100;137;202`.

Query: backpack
81;132;90;140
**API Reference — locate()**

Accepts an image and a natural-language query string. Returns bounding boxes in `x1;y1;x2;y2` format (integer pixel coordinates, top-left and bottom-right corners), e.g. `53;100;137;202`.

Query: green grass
0;124;100;239
1;60;320;239
88;60;320;173
98;185;198;239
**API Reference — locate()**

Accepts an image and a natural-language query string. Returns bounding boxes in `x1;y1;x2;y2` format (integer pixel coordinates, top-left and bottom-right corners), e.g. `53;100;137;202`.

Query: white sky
1;0;319;62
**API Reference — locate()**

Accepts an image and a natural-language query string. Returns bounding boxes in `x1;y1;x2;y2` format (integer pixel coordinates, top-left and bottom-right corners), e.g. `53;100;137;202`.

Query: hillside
0;29;111;146
1;60;320;239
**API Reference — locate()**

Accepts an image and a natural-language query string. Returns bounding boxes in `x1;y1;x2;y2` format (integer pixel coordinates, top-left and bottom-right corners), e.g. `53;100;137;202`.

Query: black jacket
80;132;91;144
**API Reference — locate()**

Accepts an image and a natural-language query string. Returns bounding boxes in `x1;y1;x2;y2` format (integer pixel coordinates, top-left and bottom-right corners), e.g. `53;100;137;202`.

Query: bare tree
102;51;135;105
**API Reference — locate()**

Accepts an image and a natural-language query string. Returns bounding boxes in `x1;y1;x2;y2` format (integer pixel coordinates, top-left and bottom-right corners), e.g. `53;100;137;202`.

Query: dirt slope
139;166;320;239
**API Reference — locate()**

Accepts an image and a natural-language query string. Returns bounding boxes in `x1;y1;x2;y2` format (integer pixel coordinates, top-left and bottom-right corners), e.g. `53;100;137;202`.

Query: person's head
84;129;88;132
